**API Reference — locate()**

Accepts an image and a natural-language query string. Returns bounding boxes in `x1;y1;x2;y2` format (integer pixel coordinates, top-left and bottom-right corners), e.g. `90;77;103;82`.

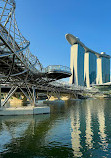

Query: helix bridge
0;0;90;106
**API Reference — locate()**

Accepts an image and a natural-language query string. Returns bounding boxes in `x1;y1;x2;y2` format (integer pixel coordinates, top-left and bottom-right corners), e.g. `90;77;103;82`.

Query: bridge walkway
0;0;84;107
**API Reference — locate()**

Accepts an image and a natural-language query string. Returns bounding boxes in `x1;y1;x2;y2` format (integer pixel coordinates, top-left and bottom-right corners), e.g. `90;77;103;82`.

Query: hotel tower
66;34;110;87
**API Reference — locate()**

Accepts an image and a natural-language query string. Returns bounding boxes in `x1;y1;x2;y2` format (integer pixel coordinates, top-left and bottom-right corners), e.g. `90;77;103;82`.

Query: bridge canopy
44;65;72;80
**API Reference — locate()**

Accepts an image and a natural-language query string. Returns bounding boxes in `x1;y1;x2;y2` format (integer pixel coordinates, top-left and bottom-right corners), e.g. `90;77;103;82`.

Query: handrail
44;65;71;74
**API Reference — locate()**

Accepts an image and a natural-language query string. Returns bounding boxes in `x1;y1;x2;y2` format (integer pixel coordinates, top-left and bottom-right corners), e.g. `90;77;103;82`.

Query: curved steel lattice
0;0;77;107
0;0;43;75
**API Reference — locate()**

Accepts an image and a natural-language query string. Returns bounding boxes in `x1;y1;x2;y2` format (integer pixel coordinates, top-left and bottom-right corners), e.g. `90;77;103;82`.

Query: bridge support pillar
32;86;36;106
0;85;1;107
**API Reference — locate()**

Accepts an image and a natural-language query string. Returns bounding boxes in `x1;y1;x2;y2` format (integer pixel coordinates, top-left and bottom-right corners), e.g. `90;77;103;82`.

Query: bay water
0;99;111;158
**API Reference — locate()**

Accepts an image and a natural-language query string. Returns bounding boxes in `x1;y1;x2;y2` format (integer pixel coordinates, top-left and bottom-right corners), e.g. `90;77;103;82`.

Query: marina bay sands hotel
66;34;110;87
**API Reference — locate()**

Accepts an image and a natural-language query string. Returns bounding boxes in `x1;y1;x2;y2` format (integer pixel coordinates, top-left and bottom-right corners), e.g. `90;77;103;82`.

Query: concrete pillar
0;85;1;107
69;45;78;85
96;56;103;84
32;86;36;106
84;52;90;87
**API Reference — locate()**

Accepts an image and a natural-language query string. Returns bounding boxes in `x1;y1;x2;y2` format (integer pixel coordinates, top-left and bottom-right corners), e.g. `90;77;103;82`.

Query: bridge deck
0;0;76;108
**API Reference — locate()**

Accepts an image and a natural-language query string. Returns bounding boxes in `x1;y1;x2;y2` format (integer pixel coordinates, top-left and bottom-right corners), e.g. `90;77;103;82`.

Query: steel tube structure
0;0;76;107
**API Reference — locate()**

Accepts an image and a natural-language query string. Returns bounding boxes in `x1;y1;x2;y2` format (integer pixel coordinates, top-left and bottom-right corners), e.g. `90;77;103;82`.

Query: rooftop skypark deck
65;33;110;59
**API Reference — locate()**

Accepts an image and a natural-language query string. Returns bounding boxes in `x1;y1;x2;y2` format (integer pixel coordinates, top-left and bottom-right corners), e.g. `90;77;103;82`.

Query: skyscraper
66;34;110;87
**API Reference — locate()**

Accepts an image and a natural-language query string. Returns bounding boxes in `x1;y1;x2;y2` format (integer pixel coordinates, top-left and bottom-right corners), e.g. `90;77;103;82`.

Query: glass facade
102;57;110;83
84;52;97;87
77;44;84;86
89;52;97;84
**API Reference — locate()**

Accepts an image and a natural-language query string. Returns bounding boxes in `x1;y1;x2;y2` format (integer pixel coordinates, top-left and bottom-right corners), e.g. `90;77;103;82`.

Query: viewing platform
44;65;72;79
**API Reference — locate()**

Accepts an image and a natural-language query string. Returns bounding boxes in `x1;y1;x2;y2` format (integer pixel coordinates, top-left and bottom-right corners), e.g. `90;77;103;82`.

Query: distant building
66;34;110;87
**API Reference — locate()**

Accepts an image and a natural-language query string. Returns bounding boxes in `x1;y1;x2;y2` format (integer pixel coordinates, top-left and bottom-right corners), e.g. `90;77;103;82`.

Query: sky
15;0;111;70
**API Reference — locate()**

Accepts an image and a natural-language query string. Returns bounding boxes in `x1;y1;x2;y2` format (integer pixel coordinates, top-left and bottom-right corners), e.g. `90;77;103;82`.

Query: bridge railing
50;80;86;91
44;65;71;74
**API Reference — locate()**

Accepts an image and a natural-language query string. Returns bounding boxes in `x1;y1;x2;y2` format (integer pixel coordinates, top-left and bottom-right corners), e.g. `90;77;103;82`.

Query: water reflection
0;99;111;157
69;99;110;158
97;99;108;151
70;103;82;157
85;101;93;149
0;115;50;154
